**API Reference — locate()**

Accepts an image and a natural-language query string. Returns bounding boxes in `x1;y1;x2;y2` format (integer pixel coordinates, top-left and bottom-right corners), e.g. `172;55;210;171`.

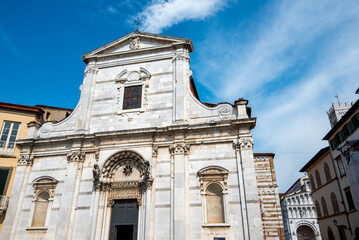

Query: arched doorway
296;225;316;240
99;151;153;240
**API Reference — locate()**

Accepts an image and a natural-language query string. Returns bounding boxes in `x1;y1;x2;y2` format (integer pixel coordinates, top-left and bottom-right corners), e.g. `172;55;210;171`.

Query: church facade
0;32;283;240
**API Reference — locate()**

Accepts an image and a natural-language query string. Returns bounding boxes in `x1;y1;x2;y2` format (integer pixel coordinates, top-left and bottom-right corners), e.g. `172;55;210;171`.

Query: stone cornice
84;43;189;64
16;119;250;147
231;117;257;129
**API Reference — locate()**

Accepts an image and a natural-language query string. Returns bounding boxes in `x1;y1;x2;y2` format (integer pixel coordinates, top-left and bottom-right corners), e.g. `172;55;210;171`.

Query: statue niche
101;151;153;207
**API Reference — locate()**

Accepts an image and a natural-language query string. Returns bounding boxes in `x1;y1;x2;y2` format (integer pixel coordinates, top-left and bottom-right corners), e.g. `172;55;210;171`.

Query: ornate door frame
92;151;153;240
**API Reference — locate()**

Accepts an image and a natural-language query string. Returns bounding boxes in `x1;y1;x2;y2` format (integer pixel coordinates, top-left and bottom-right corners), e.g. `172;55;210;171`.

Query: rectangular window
0;169;9;195
0;121;20;149
344;187;356;211
123;85;142;110
337;156;346;177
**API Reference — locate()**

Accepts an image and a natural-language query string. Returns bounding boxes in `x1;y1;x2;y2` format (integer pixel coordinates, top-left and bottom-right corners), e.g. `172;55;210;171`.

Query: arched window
331;192;340;213
328;226;335;240
29;177;57;228
324;163;332;182
206;183;225;223
198;166;228;225
31;191;50;227
315;201;322;218
315;170;322;187
321;197;329;216
309;174;316;190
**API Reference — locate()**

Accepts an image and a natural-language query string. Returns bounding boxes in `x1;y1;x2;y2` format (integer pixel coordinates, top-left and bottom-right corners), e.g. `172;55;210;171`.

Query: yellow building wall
0;108;39;231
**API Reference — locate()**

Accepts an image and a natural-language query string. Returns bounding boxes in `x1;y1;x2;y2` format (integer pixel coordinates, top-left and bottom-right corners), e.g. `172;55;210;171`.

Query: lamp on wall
333;219;348;229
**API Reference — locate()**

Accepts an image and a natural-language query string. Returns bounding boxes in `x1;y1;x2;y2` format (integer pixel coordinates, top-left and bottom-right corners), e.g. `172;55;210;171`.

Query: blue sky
1;0;358;192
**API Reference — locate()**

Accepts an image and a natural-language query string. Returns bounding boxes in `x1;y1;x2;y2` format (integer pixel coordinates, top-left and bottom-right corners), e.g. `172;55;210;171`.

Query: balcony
0;196;9;215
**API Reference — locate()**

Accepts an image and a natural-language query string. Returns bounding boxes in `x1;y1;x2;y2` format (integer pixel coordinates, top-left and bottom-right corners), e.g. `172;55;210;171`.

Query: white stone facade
0;32;278;240
281;176;321;240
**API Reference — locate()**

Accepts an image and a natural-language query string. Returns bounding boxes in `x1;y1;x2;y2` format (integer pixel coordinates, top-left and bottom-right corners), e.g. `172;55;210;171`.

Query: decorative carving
67;151;85;163
129;36;140;50
107;181;143;207
169;143;190;155
39;123;53;133
93;164;101;189
152;146;158;157
123;166;133;176
127;71;141;81
84;67;99;77
172;50;190;62
218;104;232;117
102;151;152;180
95;150;99;162
233;137;253;151
18;155;34;166
101;151;153;206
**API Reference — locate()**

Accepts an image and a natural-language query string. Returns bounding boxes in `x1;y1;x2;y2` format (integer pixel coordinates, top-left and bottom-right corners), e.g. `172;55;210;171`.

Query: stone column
148;146;158;239
172;50;190;123
3;155;34;240
55;150;85;240
169;143;190;240
234;138;252;240
90;183;101;240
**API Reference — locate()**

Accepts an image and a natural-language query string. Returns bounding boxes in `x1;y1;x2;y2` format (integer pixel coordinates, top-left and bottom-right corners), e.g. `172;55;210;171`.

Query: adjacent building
300;99;359;240
0;32;283;240
0;102;72;232
280;176;321;240
254;153;285;239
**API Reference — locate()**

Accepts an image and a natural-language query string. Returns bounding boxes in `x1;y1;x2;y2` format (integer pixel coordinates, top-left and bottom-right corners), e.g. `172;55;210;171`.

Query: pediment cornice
82;31;194;62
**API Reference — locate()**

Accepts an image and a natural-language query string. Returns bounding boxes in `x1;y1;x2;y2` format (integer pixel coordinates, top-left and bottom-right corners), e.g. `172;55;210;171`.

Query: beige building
0;102;44;231
300;99;359;240
0;102;72;232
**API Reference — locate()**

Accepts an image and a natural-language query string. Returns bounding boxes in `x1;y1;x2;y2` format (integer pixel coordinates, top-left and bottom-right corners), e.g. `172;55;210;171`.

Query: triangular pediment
82;31;193;61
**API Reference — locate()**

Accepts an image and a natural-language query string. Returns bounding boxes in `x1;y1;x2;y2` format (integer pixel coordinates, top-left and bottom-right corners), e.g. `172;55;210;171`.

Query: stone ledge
202;223;231;228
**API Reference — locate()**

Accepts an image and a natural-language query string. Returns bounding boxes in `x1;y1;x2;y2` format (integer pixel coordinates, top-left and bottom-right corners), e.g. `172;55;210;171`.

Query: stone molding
67;151;85;163
18;155;34;166
197;166;229;192
84;67;99;77
169;143;190;155
233;137;253;151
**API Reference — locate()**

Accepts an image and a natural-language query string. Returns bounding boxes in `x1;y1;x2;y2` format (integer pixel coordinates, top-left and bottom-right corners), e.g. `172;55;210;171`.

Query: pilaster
169;143;190;240
172;49;190;123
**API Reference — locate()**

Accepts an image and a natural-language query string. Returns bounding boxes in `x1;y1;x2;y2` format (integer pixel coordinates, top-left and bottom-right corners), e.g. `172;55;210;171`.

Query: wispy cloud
138;0;231;33
0;27;22;56
107;6;119;14
192;0;359;191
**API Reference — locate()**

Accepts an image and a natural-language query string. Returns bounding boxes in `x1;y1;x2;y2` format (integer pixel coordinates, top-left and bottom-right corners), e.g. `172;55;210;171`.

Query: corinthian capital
234;137;253;151
169;143;190;155
67;151;85;163
84;67;99;77
18;155;34;166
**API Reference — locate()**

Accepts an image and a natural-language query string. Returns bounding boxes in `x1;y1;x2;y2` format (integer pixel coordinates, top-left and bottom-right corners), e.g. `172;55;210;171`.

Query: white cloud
192;0;359;192
107;6;119;14
139;0;230;33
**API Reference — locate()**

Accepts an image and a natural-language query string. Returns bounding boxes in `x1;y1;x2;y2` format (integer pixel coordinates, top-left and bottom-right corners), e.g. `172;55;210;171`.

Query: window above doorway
115;68;151;118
